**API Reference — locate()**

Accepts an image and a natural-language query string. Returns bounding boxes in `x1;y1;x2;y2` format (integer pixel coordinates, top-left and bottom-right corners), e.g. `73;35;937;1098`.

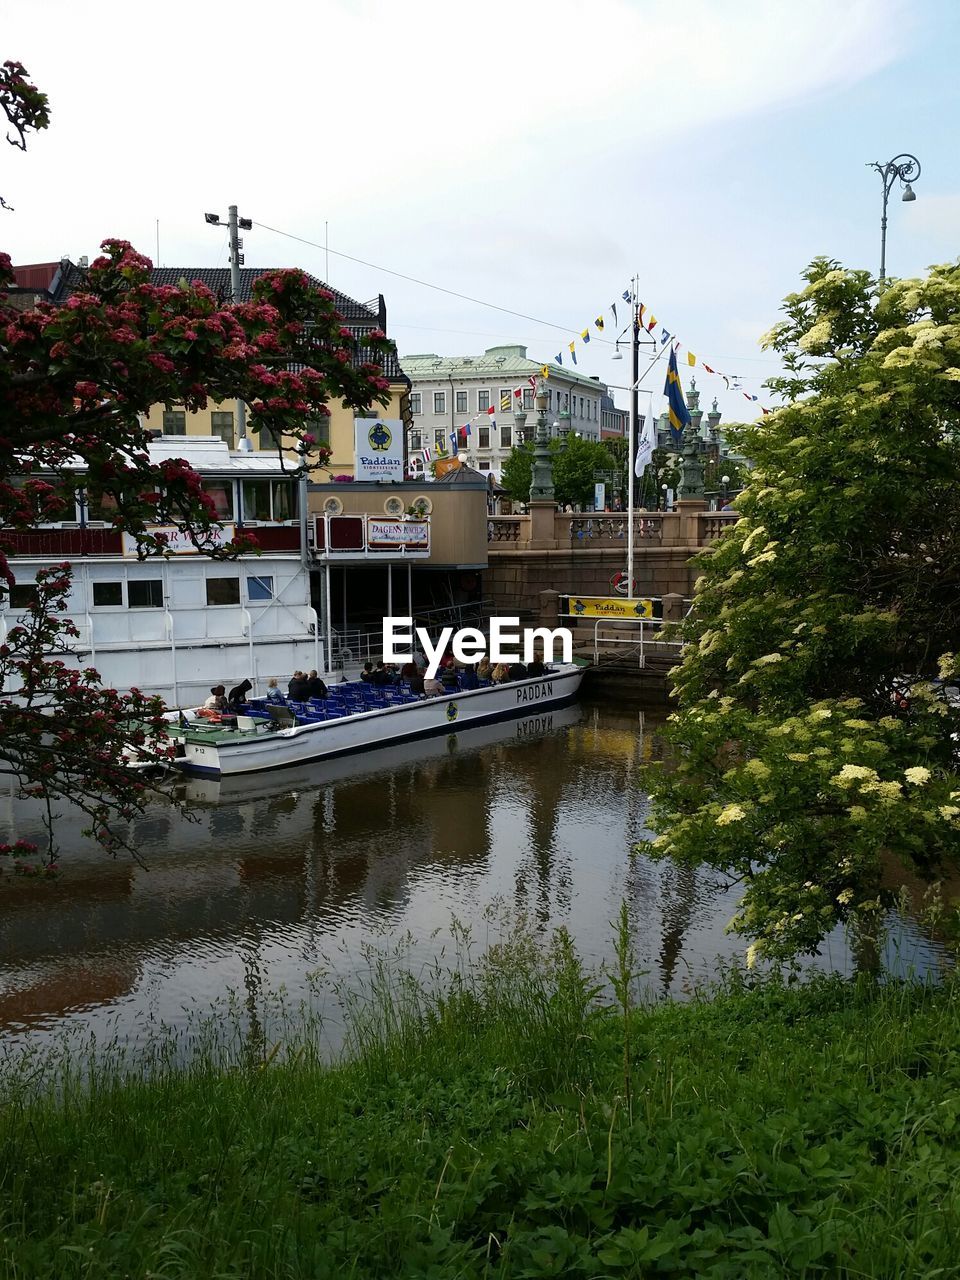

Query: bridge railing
488;507;739;549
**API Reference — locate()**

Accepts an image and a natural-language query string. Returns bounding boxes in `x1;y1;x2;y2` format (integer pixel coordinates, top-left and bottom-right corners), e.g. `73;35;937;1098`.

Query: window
547;390;553;409
84;489;118;522
8;583;38;609
260;426;282;451
499;389;512;412
433;391;446;414
203;482;234;520
128;579;163;609
522;388;534;410
92;581;122;607
500;425;512;448
305;417;330;448
163;410;186;435
410;430;422;452
478;426;490;449
455;390;468;414
477;389;490;412
248;575;274;602
210;411;234;446
434;430;446;451
580;397;584;418
410;392;422;415
240;480;299;523
478;461;491;472
206;577;240;606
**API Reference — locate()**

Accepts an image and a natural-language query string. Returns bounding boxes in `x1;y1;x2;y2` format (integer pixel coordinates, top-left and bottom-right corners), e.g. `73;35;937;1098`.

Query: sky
3;0;958;424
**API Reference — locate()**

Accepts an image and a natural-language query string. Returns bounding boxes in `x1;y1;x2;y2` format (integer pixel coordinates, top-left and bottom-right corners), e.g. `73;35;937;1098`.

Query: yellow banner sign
566;596;654;619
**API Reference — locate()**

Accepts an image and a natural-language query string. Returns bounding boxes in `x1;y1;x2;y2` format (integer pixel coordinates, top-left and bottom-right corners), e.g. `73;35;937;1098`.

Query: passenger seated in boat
408;666;426;695
459;665;479;690
227;679;253;709
204;685;229;711
491;663;510;684
265;678;285;705
306;670;328;699
399;660;419;682
526;657;546;677
288;671;309;700
423;675;444;696
440;663;460;690
508;662;528;681
360;662;375;682
370;660;396;685
477;656;492;682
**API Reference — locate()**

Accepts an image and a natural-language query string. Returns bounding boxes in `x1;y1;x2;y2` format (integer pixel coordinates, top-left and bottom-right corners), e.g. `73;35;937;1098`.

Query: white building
2;437;322;706
401;345;609;478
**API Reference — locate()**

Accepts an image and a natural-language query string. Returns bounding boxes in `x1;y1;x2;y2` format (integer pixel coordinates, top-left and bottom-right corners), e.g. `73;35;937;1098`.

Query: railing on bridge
488;507;740;550
557;594;692;670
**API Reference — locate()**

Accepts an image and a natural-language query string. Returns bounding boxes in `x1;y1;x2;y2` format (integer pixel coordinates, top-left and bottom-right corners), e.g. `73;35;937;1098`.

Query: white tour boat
173;664;585;778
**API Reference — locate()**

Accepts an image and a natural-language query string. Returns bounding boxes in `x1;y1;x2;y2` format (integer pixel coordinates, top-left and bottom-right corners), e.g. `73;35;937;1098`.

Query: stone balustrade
488;505;740;550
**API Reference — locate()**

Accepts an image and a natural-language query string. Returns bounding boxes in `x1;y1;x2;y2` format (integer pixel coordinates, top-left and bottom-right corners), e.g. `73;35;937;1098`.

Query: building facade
10;260;411;480
401;346;610;478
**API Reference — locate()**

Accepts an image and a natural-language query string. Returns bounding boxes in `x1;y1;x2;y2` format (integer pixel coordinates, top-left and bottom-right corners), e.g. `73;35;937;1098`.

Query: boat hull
176;665;585;778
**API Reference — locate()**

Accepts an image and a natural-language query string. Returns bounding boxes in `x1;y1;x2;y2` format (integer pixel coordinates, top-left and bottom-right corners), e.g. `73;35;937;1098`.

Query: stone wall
485;545;701;615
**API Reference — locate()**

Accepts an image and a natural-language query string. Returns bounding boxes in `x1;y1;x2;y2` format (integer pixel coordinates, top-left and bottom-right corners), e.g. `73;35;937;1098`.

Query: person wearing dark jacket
305;670;328;699
288;671;309;700
227;679;253;709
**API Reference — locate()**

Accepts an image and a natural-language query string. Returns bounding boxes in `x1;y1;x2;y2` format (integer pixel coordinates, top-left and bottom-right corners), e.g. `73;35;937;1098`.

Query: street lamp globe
902;183;916;202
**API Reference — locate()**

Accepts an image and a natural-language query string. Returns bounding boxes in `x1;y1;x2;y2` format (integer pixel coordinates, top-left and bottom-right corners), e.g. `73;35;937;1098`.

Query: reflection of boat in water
178;703;584;805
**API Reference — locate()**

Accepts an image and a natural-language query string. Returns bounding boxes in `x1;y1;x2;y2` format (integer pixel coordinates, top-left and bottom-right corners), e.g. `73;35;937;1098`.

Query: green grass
1;927;959;1278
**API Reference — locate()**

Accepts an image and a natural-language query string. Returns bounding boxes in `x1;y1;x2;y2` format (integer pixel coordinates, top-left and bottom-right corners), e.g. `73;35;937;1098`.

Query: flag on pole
581;328;590;344
686;351;696;367
595;316;604;331
555;352;563;365
422;446;431;463
486;404;496;416
500;393;511;411
540;365;550;379
645;313;657;333
458;423;472;442
664;346;692;446
514;387;522;399
660;328;672;346
622;289;631;302
569;341;577;365
449;430;458;454
610;303;618;325
634;411;656;477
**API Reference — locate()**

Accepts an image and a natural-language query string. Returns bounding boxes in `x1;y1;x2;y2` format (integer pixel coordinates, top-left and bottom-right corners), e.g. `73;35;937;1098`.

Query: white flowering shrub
643;258;960;963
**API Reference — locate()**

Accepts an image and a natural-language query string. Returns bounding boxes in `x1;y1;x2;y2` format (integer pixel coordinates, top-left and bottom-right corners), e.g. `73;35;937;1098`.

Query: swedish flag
664;347;691;447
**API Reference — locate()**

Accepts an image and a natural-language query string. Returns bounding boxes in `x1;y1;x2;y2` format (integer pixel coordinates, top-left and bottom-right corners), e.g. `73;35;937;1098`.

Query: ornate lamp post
868;153;920;282
529;381;555;503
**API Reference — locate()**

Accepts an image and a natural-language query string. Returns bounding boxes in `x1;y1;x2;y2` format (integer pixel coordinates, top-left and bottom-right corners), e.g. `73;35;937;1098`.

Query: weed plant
0;913;958;1277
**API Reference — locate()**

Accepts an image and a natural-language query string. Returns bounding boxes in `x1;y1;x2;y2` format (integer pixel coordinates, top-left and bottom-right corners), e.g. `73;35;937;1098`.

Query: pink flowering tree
0;65;395;864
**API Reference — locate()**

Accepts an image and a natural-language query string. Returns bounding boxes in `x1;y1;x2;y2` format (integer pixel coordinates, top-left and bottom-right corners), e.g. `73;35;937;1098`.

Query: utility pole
204;205;253;449
627;278;639;601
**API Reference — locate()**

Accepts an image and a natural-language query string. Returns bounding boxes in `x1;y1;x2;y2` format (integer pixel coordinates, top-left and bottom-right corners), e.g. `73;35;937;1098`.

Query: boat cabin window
240;480;298;524
92;581;123;607
247;575;274;601
203;481;234;521
83;489;120;523
8;583;39;609
206;577;240;606
128;580;163;609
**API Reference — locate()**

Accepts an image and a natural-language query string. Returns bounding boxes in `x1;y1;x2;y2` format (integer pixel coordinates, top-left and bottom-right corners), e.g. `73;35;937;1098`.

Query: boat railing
329;600;496;670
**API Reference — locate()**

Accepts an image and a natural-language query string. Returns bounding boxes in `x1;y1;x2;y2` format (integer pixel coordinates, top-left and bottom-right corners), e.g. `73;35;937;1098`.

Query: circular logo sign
367;421;392;452
445;701;459;723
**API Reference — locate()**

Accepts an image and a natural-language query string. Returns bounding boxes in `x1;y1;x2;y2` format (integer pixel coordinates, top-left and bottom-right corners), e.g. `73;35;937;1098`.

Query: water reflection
0;700;947;1053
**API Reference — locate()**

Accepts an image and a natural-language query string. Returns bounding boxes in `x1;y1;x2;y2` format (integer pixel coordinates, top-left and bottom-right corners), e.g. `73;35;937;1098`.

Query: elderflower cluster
831;764;879;787
904;766;931;786
716;804;747;826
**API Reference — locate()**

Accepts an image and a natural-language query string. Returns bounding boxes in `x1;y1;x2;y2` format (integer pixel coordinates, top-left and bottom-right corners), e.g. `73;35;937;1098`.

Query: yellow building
141;268;411;477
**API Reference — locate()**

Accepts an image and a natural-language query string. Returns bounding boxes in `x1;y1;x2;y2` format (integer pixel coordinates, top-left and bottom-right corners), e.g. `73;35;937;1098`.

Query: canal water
0;698;947;1060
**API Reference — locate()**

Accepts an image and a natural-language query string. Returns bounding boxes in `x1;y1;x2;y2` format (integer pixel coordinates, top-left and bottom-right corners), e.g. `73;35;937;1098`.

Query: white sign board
594;482;606;512
122;524;236;556
354;418;404;482
367;519;429;548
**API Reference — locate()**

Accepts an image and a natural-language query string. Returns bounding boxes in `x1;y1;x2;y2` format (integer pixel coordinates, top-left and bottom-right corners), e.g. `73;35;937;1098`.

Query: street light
868;154;921;283
204;204;254;449
721;473;730;507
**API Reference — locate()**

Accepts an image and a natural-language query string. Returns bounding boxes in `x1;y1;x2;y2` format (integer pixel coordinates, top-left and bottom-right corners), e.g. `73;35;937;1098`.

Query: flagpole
627;276;638;600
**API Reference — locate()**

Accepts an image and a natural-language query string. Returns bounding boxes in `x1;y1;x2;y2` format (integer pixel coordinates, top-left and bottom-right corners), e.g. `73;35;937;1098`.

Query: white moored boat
173;664;585;778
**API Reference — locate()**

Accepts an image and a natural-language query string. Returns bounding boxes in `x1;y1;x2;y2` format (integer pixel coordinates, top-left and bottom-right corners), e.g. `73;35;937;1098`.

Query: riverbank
1;940;958;1278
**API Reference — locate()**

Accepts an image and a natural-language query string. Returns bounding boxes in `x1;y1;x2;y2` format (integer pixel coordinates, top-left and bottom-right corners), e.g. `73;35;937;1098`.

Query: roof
10;259;408;384
431;462;488;487
401;344;608;393
149;267;378;321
